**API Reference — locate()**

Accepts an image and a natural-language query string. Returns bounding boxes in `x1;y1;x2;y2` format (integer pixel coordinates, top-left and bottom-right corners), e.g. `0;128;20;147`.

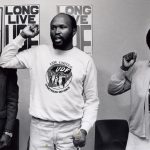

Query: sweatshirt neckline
52;47;75;55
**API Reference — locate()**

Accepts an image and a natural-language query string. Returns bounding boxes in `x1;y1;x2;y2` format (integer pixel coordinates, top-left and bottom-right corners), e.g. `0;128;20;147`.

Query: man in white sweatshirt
0;13;99;150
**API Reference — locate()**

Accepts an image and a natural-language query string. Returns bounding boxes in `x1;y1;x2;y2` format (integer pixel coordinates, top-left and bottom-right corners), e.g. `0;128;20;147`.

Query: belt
32;116;81;123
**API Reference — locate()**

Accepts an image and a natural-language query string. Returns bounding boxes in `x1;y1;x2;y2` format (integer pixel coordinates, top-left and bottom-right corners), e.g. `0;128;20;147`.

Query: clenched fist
72;129;87;148
121;52;137;71
0;134;11;149
20;24;39;39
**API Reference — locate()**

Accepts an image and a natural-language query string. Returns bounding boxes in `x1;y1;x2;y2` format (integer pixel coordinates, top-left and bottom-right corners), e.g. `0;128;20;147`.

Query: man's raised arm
0;24;39;68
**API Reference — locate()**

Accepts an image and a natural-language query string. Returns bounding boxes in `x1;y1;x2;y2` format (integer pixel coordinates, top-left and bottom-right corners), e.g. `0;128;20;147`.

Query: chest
30;53;87;84
131;67;150;98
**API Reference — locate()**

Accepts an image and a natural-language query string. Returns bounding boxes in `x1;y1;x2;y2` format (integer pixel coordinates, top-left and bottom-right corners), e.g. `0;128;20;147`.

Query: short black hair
65;13;77;30
146;29;150;49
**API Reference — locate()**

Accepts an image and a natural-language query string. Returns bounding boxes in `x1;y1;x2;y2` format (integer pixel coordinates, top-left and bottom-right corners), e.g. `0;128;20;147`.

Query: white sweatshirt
108;61;150;139
0;35;99;133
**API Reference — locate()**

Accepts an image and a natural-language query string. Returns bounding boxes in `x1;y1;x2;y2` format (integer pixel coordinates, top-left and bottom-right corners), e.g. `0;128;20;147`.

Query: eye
51;25;56;30
60;25;67;29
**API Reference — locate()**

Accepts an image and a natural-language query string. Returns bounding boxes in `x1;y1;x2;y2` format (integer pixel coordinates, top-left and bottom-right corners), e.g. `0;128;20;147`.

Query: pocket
31;117;41;128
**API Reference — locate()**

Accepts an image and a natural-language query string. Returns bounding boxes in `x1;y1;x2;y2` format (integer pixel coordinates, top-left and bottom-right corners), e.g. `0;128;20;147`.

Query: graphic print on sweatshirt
45;61;72;93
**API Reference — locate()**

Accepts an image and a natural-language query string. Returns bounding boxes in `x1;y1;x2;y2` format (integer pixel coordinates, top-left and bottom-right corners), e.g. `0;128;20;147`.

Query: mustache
53;36;64;42
54;35;63;39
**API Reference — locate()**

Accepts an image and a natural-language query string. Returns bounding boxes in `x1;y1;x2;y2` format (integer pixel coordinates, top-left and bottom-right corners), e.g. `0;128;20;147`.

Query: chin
53;44;64;49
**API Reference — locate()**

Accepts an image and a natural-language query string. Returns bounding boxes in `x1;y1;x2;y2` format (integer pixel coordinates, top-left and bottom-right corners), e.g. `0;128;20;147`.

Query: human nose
55;27;61;34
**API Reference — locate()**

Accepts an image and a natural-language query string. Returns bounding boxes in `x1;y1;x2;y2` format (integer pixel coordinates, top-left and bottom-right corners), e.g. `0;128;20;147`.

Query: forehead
51;15;71;26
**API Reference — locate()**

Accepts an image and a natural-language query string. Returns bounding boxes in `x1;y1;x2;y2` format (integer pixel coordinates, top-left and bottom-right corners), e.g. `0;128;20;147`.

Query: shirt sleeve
16;48;35;69
107;65;135;95
81;57;99;133
0;35;27;69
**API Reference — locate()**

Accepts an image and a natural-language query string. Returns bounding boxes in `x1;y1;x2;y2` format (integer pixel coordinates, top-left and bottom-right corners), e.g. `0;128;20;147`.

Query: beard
51;34;73;50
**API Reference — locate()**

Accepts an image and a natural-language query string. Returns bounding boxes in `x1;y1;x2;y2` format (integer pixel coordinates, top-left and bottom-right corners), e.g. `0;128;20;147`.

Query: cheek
63;31;73;39
50;32;54;38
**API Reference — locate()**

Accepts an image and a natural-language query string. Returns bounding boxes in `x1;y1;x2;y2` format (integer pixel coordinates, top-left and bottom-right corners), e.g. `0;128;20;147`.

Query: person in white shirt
108;29;150;150
0;13;99;150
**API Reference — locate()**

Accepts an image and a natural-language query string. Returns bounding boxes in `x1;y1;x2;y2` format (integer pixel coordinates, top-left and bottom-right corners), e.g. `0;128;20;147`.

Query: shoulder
127;60;149;77
73;47;92;61
134;60;149;70
31;44;49;51
21;44;49;55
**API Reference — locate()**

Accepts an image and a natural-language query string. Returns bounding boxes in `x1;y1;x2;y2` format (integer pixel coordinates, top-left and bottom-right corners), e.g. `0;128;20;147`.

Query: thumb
128;59;135;66
73;129;81;139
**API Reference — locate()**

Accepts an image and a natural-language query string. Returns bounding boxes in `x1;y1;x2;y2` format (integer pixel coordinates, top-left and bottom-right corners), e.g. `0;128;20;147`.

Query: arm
0;35;26;68
72;58;99;148
81;58;99;133
0;25;39;69
0;69;18;149
5;69;19;133
108;68;131;95
108;52;137;95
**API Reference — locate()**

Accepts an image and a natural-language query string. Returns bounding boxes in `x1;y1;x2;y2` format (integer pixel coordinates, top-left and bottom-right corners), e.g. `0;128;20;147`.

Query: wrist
120;65;130;71
80;129;87;136
20;31;28;39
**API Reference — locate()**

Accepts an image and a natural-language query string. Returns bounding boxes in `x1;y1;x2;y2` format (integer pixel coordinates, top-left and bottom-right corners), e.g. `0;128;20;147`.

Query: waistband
32;116;81;123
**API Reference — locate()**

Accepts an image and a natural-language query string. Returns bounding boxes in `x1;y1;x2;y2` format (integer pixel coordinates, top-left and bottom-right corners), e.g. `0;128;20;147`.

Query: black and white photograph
0;0;150;150
0;7;2;52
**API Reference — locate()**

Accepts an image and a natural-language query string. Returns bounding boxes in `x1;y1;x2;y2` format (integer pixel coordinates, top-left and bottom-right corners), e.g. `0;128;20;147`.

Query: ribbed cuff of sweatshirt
12;34;26;48
80;122;92;134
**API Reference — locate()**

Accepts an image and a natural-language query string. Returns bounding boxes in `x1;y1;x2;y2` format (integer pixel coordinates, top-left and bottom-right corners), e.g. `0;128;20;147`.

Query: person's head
50;13;77;50
146;29;150;49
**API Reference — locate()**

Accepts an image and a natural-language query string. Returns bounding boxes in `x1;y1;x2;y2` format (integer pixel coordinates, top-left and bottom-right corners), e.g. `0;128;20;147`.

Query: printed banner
57;5;93;55
4;5;40;51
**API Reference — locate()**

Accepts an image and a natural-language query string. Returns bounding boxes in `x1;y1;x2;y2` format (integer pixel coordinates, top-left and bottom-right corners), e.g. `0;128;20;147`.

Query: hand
0;134;12;149
72;129;87;148
121;52;137;71
20;24;39;39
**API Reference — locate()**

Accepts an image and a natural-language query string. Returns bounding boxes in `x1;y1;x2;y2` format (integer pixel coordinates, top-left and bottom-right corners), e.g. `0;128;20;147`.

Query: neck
54;43;73;51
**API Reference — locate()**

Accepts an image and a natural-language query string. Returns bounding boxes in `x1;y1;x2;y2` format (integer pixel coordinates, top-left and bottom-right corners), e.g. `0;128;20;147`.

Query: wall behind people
1;0;150;150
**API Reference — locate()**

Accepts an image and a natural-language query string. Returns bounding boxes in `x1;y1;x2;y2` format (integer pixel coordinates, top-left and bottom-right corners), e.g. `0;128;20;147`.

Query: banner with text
57;5;93;55
5;5;40;51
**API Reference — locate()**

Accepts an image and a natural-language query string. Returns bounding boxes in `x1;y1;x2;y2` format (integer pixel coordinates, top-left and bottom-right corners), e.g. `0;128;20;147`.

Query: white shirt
0;35;99;133
108;61;150;139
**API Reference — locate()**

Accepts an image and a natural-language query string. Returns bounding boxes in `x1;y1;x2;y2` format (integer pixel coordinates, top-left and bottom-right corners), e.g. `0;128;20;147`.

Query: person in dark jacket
0;67;18;149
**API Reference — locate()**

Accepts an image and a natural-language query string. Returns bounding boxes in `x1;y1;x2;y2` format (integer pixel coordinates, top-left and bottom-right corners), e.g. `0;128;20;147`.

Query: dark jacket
0;67;18;133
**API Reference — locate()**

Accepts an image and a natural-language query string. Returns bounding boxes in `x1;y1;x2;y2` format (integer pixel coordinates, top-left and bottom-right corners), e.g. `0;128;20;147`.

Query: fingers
29;24;39;37
133;52;137;62
29;24;39;33
73;138;85;147
21;24;39;38
121;51;137;71
29;24;37;32
123;52;136;62
72;129;86;148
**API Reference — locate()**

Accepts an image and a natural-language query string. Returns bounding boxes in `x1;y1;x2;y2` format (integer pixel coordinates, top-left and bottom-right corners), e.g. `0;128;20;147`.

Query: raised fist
20;24;39;39
121;52;137;71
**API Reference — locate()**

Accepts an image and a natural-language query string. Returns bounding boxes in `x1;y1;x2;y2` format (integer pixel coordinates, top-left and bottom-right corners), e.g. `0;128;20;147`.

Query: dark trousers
0;119;9;150
0;119;19;150
0;119;6;134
